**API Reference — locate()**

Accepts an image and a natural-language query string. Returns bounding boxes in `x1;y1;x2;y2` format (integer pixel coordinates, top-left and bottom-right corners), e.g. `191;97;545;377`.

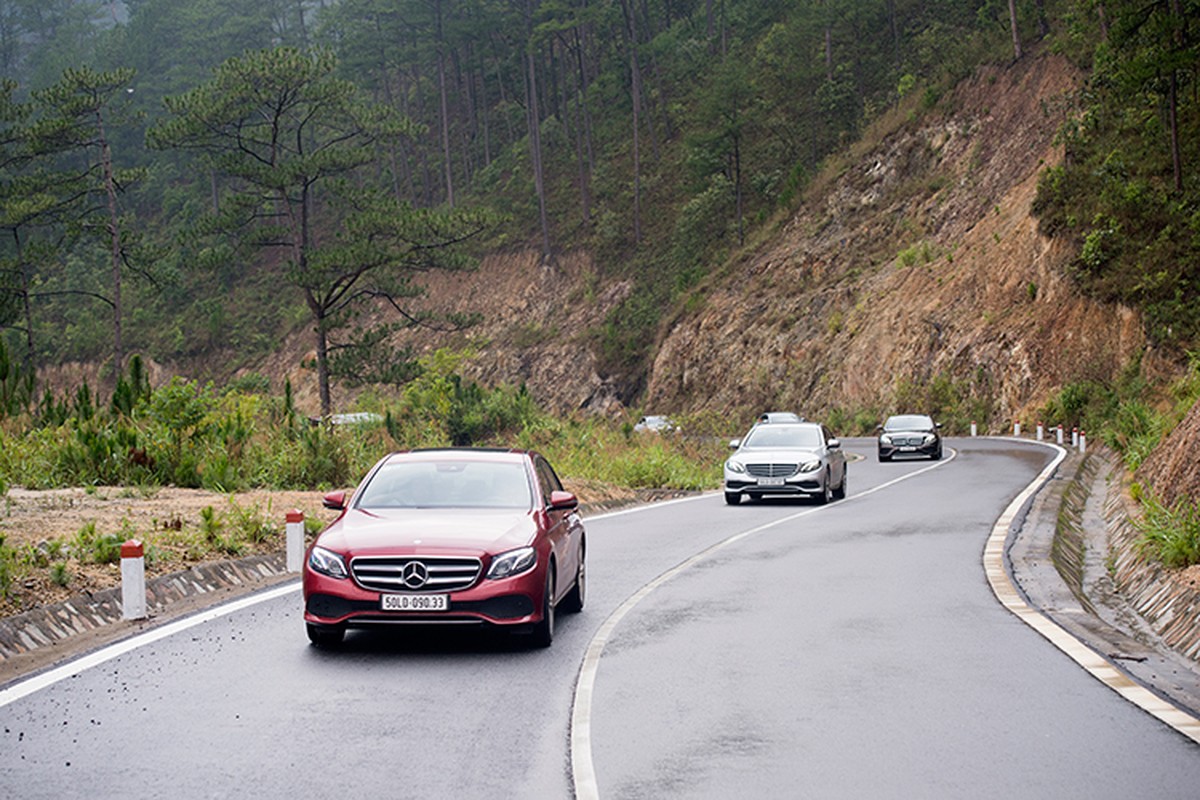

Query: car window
742;425;822;449
355;460;532;509
535;457;564;504
884;415;934;431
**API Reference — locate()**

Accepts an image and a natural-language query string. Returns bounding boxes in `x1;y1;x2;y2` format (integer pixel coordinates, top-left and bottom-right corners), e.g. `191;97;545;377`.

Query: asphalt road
2;438;1199;799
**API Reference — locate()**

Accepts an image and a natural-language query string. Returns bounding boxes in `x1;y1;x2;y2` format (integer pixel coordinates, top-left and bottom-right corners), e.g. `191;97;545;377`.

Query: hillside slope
264;53;1172;434
645;54;1162;426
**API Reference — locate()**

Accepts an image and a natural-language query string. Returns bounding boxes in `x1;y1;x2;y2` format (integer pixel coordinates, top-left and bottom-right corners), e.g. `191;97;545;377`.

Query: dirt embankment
1139;401;1200;507
645;53;1168;424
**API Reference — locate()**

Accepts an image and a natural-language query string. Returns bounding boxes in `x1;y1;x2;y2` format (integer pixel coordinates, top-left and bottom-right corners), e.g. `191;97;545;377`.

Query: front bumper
303;565;544;630
878;439;939;458
724;475;824;497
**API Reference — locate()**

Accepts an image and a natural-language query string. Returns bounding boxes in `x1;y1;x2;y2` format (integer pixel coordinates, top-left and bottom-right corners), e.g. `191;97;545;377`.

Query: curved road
2;438;1199;798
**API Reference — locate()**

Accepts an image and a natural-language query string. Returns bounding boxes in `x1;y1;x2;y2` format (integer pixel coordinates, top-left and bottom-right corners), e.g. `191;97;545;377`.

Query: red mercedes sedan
303;448;586;648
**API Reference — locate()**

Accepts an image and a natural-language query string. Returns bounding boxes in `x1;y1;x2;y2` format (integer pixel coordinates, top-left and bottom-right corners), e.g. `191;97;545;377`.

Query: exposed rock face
389;249;631;415
1139;401;1200;507
644;54;1161;426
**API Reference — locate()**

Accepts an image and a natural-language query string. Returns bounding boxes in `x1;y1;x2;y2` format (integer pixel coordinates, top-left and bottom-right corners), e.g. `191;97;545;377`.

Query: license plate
900;446;917;452
757;477;785;486
380;594;449;612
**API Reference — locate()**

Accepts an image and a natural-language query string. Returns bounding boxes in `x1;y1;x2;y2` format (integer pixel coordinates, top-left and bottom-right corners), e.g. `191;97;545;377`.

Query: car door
823;424;846;485
535;456;579;602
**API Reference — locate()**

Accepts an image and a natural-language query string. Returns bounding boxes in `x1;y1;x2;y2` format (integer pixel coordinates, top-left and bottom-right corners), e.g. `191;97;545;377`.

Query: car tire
560;554;585;614
306;622;345;648
932;447;942;460
530;568;556;648
878;451;891;462
724;491;741;505
833;469;847;500
815;472;832;505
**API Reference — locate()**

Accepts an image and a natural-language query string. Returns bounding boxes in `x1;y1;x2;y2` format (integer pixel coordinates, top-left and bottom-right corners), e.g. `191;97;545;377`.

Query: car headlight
923;434;936;444
308;546;348;580
799;459;822;473
487;547;537;580
725;460;746;474
880;435;893;445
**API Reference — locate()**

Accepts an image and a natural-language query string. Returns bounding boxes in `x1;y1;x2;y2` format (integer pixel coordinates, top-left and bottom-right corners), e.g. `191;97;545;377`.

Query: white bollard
121;539;147;621
286;509;305;573
970;421;977;437
1013;421;1021;437
1036;421;1044;441
1056;424;1064;445
1080;430;1087;453
1072;427;1079;447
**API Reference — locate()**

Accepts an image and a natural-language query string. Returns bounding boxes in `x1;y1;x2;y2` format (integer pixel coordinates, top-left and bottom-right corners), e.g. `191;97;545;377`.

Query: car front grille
350;556;483;593
890;436;926;446
745;463;799;478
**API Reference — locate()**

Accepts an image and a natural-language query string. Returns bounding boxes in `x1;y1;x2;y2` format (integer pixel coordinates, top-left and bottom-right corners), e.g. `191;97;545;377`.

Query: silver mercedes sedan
723;421;847;505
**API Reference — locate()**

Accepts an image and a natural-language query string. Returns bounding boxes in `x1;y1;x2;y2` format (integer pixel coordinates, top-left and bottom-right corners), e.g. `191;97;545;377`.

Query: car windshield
884;415;934;431
355;459;532;509
742;425;822;449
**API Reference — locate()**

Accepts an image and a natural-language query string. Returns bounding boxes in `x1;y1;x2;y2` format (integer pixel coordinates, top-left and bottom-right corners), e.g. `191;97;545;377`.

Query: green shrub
1136;492;1200;569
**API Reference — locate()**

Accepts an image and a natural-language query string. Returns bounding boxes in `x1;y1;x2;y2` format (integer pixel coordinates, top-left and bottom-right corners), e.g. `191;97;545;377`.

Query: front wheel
529;569;556;648
833;469;847;500
814;472;832;505
560;555;585;614
724;491;741;505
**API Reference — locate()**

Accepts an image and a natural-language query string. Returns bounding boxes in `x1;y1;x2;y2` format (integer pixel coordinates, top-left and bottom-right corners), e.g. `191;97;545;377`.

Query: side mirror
875;424;883;433
828;438;841;450
323;490;347;511
548;490;579;511
729;439;741;450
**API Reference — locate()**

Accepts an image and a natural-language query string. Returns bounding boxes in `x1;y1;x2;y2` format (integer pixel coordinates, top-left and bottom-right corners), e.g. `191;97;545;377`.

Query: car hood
730;447;826;463
316;508;536;555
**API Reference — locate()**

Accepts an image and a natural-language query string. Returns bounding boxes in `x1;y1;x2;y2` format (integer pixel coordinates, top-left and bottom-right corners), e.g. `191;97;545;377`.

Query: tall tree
27;66;143;374
148;46;491;416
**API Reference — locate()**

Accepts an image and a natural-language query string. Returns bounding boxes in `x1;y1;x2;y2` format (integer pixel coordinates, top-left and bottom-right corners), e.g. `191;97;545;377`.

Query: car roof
386;448;532;463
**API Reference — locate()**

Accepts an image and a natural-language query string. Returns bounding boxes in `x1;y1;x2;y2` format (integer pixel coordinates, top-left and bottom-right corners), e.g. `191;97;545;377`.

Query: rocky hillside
303;53;1168;433
644;53;1164;426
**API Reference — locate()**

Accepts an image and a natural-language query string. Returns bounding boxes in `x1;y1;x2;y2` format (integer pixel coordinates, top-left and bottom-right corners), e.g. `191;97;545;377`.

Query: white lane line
570;450;958;800
981;438;1200;745
0;582;300;710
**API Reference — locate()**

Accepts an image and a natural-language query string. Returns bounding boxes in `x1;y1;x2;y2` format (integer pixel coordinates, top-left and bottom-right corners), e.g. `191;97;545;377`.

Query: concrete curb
1008;444;1200;719
0;554;291;662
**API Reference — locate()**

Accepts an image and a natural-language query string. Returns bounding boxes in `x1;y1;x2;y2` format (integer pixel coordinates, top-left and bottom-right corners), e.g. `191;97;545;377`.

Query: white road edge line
570;450;958;800
0;582;301;710
981;437;1200;745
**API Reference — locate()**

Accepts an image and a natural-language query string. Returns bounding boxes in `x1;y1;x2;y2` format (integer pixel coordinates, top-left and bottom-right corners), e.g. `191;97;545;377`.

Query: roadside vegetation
0;347;726;607
1037;353;1200;568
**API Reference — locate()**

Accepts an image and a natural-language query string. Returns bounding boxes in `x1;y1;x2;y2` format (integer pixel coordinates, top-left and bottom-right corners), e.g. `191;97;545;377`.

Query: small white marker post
120;540;147;621
1036;421;1044;441
970;421;977;437
1056;424;1064;445
286;509;305;573
1080;430;1087;453
1072;427;1079;448
1013;420;1021;437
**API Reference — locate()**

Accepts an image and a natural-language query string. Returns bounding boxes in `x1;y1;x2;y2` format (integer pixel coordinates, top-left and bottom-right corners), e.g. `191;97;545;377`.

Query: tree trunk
524;2;551;259
96;106;123;375
435;1;455;207
1008;0;1023;60
1168;0;1185;192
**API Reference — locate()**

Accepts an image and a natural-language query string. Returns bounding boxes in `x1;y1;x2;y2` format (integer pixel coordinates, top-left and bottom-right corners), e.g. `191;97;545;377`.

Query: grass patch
1135;490;1200;569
